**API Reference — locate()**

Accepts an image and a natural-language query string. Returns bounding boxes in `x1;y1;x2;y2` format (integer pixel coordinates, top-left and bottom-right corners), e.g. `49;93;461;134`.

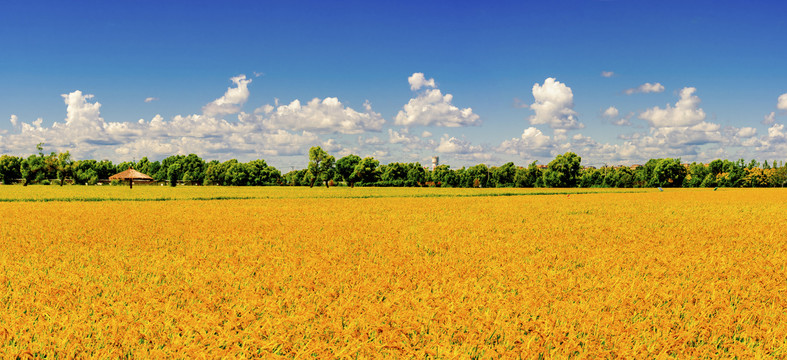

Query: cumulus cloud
0;75;332;161
360;136;385;145
601;71;615;78
408;72;436;91
779;93;787;111
528;78;583;130
639;87;706;128
9;114;18;127
736;127;757;138
497;127;556;158
202;75;252;117
421;130;432;138
767;123;784;138
435;135;484;155
144;97;158;103
262;97;384;134
602;106;619;119
395;73;480;127
624;82;665;95
763;112;776;125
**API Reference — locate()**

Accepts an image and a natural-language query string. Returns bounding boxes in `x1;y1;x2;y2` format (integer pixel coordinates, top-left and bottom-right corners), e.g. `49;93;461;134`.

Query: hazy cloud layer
0;74;783;168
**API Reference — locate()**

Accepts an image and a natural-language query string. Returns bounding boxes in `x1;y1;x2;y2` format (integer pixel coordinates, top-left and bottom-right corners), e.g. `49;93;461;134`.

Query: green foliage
544;152;581;187
336;155;361;187
351;157;380;185
0;155;23;184
650;158;686;187
490;162;516;187
307;147;335;188
459;164;489;188
2;144;786;189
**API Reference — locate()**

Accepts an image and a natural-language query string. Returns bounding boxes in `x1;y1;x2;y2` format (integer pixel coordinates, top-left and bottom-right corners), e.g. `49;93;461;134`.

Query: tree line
1;144;786;188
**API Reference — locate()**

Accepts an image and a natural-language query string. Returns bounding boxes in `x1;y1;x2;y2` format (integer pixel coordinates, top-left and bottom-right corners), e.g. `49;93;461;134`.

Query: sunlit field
0;185;646;202
1;187;786;358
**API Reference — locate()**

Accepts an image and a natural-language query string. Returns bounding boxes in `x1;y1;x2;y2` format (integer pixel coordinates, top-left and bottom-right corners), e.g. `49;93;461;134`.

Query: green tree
352;157;380;185
246;159;281;185
55;151;74;186
0;155;23;184
490;162;516;187
461;164;489;188
651;158;686;187
336;154;361;187
544;152;581;187
431;164;457;187
167;163;182;187
578;167;602;188
405;163;427;186
307;146;335;188
381;162;408;183
683;162;709;188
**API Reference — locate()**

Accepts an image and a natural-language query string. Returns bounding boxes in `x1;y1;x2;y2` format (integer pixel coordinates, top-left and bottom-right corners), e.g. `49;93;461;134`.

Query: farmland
1;187;786;358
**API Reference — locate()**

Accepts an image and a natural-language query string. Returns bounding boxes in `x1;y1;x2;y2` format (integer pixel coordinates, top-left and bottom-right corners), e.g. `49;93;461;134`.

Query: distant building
432;156;439;171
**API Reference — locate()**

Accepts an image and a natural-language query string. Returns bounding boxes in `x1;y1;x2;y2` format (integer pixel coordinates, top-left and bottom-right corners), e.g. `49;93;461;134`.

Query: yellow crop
1;187;785;358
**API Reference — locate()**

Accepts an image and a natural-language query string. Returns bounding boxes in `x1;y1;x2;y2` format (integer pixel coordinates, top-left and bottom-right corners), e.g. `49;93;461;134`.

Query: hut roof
109;168;153;181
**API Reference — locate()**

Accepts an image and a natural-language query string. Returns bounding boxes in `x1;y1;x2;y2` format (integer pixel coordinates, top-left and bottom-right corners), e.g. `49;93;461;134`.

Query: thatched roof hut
109;168;153;188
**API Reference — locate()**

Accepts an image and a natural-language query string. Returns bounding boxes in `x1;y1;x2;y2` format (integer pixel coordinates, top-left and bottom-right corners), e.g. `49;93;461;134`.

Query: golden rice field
1;186;786;358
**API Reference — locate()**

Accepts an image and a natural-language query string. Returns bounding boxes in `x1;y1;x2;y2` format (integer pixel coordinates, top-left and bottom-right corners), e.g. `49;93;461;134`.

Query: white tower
431;156;439;171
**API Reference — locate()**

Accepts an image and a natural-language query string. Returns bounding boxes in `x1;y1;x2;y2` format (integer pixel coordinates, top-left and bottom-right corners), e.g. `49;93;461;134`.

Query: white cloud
608;110;633;126
528;78;582;130
638;87;706;128
144;97;158;103
779;93;787;111
395;77;480;127
262;97;384;134
602;106;619;119
202;75;251;117
601;71;615;78
0;75;328;162
497;127;556;158
360;136;385;145
421;130;432;138
9;114;18;127
388;128;419;145
749;123;787;159
611;118;631;126
624;82;665;95
736;127;757;138
767;123;784;138
435;135;484;155
763;112;776;125
49;90;108;142
408;72;436;91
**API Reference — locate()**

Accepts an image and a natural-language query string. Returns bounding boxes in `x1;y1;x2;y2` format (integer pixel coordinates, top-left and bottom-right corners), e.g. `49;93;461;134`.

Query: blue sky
1;0;786;169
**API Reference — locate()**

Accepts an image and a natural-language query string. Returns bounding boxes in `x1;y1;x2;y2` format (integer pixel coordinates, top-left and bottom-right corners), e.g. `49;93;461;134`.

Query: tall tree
307;146;335;188
0;155;22;184
544;152;582;187
336;154;361;187
351;157;380;185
